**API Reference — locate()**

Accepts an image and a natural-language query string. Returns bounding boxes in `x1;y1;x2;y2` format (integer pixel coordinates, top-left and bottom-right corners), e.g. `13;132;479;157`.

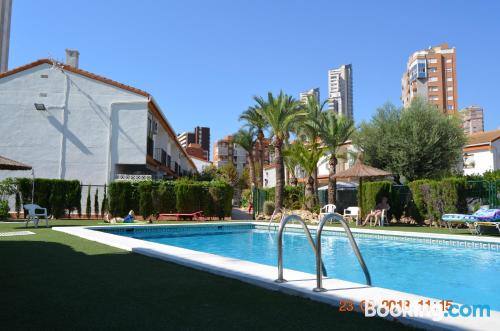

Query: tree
86;185;92;219
94;188;99;217
253;91;306;210
297;95;329;200
354;98;466;181
219;163;239;187
284;142;323;210
318;111;355;204
239;106;267;187
101;184;108;218
233;128;258;188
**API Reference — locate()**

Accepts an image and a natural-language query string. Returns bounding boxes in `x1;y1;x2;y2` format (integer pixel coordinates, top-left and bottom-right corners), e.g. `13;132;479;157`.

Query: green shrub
15;178;81;218
408;177;467;223
241;189;252;208
154;181;176;213
94;188;99;217
50;180;68;218
138;181;154;218
108;182;136;217
86;185;92;219
0;200;9;219
284;185;304;209
101;184;108;218
263;201;275;216
175;180;204;213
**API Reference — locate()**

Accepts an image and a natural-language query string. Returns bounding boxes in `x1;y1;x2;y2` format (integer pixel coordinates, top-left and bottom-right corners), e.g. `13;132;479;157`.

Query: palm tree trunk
274;139;284;210
258;131;264;188
248;154;257;188
313;167;319;203
328;155;338;204
305;175;315;210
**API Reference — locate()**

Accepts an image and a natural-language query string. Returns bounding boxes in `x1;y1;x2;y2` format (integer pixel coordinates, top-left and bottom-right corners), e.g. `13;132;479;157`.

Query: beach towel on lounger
473;208;500;221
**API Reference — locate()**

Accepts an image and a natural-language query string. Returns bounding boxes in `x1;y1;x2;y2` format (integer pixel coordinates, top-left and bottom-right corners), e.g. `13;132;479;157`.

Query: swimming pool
98;223;500;311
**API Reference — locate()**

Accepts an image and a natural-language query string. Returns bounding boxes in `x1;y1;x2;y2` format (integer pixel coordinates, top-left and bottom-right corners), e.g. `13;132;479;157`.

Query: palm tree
318;111;355;204
297;95;328;200
253;91;306;210
232;128;258;188
283;145;299;186
284;142;324;210
239;106;267;187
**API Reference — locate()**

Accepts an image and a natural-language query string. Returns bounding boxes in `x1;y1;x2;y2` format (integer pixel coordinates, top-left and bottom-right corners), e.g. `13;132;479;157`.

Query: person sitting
123;210;135;223
362;197;390;226
104;210;135;224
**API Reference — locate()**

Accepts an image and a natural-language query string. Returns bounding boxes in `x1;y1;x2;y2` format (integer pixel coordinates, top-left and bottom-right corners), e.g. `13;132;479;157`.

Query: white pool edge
53;222;500;331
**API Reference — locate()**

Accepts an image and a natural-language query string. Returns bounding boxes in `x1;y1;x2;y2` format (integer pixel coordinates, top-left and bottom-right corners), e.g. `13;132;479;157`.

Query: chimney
65;49;79;68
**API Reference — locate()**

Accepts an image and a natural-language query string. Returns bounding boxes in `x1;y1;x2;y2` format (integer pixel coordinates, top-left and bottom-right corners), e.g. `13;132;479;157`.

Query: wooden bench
158;211;204;221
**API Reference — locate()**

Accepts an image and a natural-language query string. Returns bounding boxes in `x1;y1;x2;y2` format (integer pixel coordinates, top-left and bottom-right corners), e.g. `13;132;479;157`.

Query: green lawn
0;220;413;331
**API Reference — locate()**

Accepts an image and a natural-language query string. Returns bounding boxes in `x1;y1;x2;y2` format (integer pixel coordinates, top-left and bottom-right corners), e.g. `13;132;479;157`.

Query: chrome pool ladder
267;207;287;231
275;213;371;292
313;213;371;292
275;214;327;283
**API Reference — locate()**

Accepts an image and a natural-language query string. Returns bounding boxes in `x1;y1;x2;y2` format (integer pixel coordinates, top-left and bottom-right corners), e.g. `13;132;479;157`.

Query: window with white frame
447;77;453;82
447;86;453;91
447;96;454;100
429;77;438;82
428;58;438;64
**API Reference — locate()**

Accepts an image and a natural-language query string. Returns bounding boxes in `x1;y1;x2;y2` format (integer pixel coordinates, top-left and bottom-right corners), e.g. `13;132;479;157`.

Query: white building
328;64;353;118
299;88;320;104
0;52;197;186
462;130;500;175
213;135;248;175
190;155;212;173
0;0;12;73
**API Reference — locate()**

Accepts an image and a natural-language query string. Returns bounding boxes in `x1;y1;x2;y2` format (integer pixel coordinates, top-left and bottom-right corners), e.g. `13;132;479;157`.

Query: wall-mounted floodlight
34;103;46;111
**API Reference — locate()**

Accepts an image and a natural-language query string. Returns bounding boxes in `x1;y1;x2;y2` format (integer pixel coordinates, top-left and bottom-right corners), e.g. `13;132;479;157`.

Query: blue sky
9;0;500;145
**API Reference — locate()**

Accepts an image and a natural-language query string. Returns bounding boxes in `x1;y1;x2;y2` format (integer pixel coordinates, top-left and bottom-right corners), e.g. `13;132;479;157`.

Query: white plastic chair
371;208;389;226
319;204;336;221
343;207;360;224
23;204;49;228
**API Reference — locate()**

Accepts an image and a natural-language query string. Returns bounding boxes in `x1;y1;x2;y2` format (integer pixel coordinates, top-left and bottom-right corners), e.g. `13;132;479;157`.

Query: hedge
408;177;466;223
108;180;233;219
16;178;81;218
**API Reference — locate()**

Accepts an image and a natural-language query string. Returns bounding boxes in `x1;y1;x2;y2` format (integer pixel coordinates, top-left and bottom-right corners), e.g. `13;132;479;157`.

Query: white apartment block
460;106;484;135
0;51;197;185
213;136;247;175
299;88;320;104
328;64;353;118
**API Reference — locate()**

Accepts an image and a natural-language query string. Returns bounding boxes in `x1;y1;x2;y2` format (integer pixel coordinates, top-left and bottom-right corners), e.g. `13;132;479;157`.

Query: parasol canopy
333;157;392;179
0;155;32;171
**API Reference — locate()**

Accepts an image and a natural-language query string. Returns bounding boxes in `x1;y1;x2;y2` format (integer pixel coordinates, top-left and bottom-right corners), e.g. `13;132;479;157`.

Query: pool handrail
313;212;372;292
268;207;287;230
275;214;327;283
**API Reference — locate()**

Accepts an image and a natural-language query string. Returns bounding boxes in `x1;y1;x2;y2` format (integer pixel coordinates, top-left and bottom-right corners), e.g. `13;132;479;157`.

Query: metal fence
465;180;499;209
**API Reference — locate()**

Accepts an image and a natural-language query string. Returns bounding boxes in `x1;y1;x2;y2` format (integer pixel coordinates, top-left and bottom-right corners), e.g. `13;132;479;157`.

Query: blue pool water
99;224;500;310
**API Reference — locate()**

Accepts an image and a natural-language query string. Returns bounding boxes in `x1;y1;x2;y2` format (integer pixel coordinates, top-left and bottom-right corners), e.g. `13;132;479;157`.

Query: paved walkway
231;208;253;220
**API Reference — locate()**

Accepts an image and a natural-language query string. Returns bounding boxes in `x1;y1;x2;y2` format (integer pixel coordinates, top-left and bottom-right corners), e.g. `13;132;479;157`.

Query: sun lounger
158;211;204;221
442;208;500;235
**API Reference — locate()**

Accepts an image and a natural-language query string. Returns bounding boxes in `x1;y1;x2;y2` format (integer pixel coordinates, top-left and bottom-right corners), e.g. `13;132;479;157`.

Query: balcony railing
115;174;152;181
